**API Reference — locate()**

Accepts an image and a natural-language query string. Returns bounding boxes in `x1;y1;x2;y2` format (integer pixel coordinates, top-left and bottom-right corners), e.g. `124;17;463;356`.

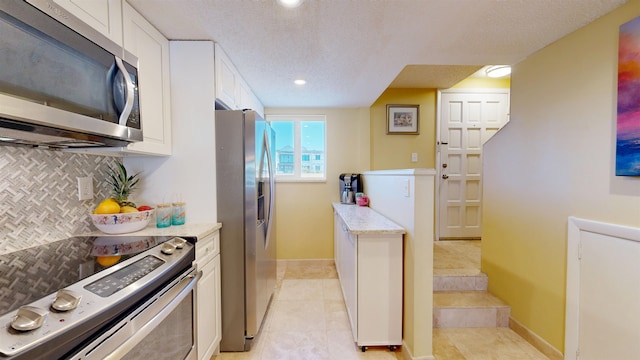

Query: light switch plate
411;153;418;162
77;176;93;201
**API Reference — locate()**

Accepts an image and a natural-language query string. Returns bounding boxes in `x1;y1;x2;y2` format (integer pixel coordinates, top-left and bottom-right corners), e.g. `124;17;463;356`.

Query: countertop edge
332;203;405;235
84;222;222;240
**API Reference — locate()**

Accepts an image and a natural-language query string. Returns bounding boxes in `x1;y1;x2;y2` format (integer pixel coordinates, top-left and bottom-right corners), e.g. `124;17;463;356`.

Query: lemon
96;255;121;267
94;198;120;214
120;206;139;213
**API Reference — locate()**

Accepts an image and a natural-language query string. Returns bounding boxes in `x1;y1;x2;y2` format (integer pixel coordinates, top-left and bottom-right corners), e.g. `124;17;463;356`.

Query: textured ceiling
388;65;484;89
128;0;628;108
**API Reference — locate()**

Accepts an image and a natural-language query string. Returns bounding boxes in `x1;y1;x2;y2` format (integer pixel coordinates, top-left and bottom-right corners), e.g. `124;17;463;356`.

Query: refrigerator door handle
264;129;276;247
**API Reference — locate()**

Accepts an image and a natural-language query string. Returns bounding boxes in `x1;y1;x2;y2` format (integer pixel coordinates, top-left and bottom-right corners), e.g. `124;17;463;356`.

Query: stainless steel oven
69;265;199;360
0;235;198;360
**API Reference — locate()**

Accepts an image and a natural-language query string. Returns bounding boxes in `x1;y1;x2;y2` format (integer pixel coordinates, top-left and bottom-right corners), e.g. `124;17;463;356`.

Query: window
267;114;326;181
280;154;294;163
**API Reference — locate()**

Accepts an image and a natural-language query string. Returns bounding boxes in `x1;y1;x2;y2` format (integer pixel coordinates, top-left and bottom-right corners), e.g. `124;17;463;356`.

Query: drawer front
196;231;220;264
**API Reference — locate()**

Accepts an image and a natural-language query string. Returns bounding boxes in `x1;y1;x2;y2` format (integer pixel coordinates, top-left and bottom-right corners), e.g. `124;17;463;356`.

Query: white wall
362;168;436;360
125;41;218;223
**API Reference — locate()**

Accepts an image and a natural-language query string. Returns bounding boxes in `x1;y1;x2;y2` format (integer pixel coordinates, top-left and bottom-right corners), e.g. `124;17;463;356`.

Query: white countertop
85;222;222;240
332;203;405;235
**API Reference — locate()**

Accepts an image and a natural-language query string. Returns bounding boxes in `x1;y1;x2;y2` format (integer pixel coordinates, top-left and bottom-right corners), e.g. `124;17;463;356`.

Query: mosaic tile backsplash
0;146;120;254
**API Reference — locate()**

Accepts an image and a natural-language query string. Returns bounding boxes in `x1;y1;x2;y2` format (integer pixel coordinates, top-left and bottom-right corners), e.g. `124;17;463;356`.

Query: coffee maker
339;173;363;204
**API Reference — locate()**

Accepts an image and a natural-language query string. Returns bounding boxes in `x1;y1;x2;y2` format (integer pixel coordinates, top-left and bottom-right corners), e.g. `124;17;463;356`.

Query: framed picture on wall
616;15;640;176
387;105;419;134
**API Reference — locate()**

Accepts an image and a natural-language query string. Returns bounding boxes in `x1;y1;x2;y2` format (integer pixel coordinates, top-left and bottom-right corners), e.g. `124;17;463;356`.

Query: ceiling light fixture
294;79;306;85
485;65;511;78
277;0;304;8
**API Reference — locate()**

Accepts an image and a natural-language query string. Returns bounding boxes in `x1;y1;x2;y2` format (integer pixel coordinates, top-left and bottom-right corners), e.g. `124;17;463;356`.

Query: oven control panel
0;237;194;357
85;256;164;297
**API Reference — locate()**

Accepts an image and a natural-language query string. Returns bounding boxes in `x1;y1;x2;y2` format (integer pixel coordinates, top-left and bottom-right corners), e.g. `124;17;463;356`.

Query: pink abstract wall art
617;16;640;176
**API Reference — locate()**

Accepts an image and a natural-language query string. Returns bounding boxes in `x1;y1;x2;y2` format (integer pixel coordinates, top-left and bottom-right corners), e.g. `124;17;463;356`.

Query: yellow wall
270;80;509;260
453;76;511;89
370;89;437;170
482;0;640;351
265;107;370;259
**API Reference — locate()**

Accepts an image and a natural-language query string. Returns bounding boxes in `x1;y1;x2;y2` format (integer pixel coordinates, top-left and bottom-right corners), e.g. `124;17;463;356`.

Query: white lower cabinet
334;211;403;351
195;231;221;360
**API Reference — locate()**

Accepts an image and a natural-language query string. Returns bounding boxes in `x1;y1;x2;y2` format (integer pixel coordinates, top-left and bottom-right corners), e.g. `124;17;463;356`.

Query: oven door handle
104;270;202;360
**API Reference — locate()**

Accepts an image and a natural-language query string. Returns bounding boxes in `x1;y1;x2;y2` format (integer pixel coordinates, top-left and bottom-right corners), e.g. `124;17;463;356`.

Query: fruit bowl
90;210;154;234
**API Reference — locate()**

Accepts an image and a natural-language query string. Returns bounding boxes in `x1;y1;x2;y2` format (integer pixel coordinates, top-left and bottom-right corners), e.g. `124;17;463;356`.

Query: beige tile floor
213;260;402;360
434;328;550;360
214;244;549;360
434;240;482;276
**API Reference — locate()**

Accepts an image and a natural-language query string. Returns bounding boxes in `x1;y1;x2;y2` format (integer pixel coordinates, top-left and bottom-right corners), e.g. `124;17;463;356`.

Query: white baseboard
276;258;335;266
400;340;435;360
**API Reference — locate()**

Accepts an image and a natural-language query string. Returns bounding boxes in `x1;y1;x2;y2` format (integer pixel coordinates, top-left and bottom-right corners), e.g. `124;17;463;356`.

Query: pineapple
106;161;140;208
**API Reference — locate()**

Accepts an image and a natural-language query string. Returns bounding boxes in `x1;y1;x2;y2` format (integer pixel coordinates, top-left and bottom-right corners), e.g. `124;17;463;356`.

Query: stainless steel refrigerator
215;109;277;352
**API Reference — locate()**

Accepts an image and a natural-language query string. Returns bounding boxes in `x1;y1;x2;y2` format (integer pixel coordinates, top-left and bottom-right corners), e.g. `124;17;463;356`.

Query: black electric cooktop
0;235;178;316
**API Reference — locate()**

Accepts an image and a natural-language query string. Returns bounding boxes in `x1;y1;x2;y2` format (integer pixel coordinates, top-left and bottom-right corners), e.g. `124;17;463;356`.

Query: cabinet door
197;255;221;360
341;231;358;341
238;78;264;118
122;3;172;155
214;44;238;110
334;213;342;277
356;235;403;346
53;0;123;46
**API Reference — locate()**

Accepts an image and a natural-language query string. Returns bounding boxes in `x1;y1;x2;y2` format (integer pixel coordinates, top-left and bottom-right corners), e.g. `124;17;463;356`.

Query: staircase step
434;272;488;291
433;291;510;328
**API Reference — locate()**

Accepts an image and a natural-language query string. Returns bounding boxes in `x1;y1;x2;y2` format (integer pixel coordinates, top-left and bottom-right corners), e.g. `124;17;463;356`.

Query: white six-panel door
438;90;510;239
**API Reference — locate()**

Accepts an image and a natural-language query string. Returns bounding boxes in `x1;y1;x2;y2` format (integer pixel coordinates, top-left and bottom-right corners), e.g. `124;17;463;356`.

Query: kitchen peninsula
332;203;404;352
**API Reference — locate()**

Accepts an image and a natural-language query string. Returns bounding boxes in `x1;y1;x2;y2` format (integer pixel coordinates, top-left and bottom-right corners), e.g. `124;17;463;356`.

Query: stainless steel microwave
0;0;142;149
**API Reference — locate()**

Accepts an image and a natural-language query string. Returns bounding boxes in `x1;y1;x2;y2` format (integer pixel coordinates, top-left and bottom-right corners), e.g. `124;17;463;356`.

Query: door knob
442;174;449;180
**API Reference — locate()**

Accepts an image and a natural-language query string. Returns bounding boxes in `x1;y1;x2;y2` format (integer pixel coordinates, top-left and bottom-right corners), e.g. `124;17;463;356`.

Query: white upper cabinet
214;44;264;118
121;2;172;155
215;44;239;110
52;0;123;47
239;78;265;117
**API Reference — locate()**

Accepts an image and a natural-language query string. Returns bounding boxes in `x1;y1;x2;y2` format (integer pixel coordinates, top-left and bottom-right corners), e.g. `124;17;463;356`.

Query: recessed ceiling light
277;0;304;8
294;79;306;85
485;65;511;78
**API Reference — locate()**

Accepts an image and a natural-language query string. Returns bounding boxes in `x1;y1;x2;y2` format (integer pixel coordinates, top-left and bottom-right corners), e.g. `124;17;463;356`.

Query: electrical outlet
77;176;93;201
400;178;410;197
411;153;418;162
